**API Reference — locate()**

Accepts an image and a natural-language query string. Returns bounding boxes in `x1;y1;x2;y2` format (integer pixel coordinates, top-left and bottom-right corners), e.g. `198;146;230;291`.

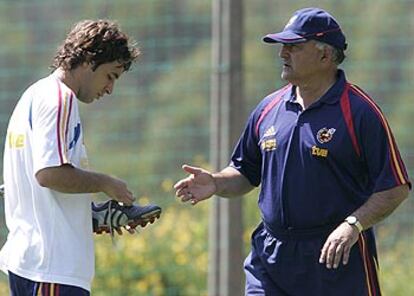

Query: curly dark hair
51;19;140;71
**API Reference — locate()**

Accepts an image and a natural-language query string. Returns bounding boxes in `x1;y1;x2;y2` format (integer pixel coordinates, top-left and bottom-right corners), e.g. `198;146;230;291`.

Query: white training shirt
0;72;94;291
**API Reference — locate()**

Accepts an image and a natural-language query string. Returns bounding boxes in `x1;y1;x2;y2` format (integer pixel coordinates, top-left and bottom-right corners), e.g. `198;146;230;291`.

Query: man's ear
81;57;97;71
80;61;91;69
320;46;333;63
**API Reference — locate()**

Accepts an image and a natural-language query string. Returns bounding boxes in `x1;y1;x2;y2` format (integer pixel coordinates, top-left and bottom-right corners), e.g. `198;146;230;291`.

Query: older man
174;7;410;295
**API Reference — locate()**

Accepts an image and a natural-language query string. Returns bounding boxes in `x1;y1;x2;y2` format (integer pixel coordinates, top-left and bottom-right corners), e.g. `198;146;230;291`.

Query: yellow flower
161;178;174;192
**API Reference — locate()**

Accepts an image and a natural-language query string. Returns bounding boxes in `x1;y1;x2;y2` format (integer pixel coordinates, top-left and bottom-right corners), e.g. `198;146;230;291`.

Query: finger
117;194;134;206
181;192;194;203
173;178;191;191
319;241;330;264
333;244;344;269
130;194;136;202
182;164;203;175
124;193;135;205
122;198;133;206
127;191;135;202
190;198;200;206
325;244;335;269
325;243;338;269
175;187;189;197
116;228;123;235
342;244;352;265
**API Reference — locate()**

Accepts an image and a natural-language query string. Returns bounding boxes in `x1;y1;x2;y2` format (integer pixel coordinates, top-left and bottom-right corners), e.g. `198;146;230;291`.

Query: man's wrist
345;215;363;233
211;172;222;196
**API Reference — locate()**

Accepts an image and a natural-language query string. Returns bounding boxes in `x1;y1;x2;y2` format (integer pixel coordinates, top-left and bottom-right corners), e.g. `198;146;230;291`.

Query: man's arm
212;166;255;197
36;164;135;205
174;164;254;205
352;184;409;230
319;184;409;269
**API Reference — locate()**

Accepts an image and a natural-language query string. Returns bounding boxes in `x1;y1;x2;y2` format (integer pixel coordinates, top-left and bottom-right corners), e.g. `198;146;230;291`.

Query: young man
0;20;160;295
174;7;410;295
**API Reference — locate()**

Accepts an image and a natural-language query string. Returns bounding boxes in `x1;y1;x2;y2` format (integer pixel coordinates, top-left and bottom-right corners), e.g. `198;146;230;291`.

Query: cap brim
262;31;307;44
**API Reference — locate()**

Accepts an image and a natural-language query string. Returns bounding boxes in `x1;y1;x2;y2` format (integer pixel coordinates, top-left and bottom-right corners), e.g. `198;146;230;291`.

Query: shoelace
108;200;114;243
107;201;133;248
108;200;121;249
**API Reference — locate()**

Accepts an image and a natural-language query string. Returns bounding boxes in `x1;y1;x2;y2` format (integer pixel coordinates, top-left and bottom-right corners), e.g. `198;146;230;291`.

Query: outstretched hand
174;164;217;205
319;222;360;269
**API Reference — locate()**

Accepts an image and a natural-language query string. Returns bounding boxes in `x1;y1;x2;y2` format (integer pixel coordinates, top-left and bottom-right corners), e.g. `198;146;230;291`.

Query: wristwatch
345;215;363;233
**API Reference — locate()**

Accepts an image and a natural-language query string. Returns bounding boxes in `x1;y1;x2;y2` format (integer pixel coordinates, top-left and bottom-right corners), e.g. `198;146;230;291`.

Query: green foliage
93;200;209;296
376;221;414;295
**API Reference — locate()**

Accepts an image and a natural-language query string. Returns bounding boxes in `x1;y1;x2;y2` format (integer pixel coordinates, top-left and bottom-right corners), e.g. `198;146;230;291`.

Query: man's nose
279;45;289;58
105;81;114;95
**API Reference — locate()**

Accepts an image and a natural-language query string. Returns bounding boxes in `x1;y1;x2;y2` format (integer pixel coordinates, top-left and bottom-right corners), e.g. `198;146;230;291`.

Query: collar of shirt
283;69;347;106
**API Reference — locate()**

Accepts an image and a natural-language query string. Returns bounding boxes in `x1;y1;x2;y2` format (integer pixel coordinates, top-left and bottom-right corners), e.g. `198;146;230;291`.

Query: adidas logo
264;126;276;137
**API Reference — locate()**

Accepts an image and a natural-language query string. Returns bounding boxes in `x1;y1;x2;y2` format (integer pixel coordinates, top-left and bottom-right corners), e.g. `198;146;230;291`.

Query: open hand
319;222;360;269
174;164;217;205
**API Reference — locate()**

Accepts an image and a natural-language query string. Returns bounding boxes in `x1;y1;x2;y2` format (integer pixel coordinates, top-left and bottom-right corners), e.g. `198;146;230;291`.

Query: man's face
77;61;125;104
278;40;324;85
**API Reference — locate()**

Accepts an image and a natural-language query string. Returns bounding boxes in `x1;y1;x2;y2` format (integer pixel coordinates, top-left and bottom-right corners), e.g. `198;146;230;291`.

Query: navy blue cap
263;7;347;50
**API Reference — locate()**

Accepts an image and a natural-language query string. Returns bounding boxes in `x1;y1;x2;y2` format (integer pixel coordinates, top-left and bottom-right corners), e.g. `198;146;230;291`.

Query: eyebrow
110;72;119;80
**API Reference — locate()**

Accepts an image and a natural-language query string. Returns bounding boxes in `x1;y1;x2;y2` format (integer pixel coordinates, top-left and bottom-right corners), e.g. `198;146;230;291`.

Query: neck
295;69;337;109
54;68;80;96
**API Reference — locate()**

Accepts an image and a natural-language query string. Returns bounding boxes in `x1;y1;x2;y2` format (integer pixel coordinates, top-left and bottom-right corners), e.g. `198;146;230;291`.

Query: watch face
347;216;357;224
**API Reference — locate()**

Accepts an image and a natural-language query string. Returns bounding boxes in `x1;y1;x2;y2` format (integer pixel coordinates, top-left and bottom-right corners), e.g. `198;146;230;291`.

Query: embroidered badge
316;127;336;144
311;145;328;158
261;139;277;151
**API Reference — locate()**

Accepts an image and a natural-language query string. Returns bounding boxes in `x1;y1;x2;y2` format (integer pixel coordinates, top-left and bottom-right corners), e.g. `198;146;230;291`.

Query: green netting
0;0;413;295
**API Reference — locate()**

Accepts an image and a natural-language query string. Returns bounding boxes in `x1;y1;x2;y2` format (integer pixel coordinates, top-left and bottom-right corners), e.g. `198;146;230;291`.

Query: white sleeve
32;80;75;174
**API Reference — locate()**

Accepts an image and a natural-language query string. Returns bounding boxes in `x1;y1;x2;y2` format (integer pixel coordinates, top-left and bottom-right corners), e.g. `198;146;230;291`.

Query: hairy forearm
353;184;409;230
212;166;254;197
35;164;109;194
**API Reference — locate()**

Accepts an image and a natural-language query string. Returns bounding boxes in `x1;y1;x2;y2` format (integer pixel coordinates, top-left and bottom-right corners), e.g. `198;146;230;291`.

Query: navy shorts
244;223;381;296
8;271;90;296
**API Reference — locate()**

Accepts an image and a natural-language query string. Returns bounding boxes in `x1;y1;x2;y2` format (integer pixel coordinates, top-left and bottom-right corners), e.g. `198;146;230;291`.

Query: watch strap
345;216;363;233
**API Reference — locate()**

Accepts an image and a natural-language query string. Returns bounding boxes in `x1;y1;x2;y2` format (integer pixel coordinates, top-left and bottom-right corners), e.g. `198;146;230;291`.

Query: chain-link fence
0;0;413;295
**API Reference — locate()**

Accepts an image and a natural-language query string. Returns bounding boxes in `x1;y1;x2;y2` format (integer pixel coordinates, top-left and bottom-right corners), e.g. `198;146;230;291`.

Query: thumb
182;164;203;175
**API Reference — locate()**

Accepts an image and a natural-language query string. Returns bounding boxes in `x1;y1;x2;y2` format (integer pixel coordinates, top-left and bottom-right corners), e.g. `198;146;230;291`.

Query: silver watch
345;215;363;233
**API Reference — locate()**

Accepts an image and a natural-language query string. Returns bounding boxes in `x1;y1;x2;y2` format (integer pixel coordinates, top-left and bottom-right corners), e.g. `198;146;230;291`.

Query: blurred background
0;0;413;295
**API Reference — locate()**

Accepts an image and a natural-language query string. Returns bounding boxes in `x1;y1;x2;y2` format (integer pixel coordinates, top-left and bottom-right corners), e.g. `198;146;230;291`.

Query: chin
281;72;297;84
78;96;94;104
281;73;290;82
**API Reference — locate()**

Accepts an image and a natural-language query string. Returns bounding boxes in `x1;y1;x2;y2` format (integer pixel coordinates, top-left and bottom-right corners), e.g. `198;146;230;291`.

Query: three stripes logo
261;126;277;151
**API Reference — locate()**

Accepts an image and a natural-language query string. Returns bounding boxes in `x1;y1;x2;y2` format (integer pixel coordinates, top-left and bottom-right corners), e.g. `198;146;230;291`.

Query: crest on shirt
261;138;277;151
316;127;336;144
261;126;277;151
